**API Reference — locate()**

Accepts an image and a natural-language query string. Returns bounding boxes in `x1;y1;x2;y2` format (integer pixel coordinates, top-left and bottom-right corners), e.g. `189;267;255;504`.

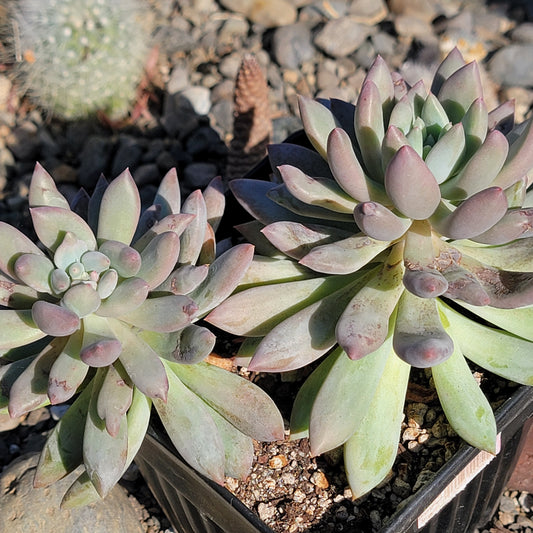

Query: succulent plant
206;48;533;498
10;0;150;119
0;163;284;507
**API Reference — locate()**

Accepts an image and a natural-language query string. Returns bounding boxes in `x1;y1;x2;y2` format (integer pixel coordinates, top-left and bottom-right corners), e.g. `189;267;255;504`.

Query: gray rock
394;14;436;41
6;121;41;161
161;93;200;138
489;44;533;88
314;17;373;58
218;53;243;80
218;0;297;27
111;135;145;178
133;163;161;187
167;64;190;95
512;23;533;44
78;135;114;188
272;23;315;69
183;162;218;192
180;86;212;116
0;454;144;533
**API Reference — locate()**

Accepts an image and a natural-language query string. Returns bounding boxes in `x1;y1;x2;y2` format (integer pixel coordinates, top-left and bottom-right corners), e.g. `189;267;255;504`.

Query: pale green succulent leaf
0;309;46;350
125;386;152;465
237;256;313;289
269;143;332;182
425;122;465;183
29;163;71;209
0;272;39;309
96;277;149;317
153;167;181;218
388;97;413;135
461;97;488;157
473;207;533;245
235;221;285;258
60;471;101;510
353;202;412;241
298;95;339;158
421;93;449;138
172;324;215;364
62;284;101;318
98;240;141;277
53;232;89;271
13;253;54;293
203;176;225;233
136;232;181;290
156;264;209;295
178;190;207;265
382;124;410;171
133;213;195;252
431;47;466;94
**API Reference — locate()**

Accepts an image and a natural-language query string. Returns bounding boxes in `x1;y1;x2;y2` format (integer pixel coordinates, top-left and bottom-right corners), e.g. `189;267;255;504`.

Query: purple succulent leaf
388;97;413;136
95;277;149;317
87;175;108;233
336;245;405;360
441;264;491;306
384;145;441;220
0;273;39;309
425;123;465;184
430;46;466;94
207;272;363;337
261;221;352;260
299;234;390;275
52;232;89;271
353;202;412;241
133;213;195;252
393;290;454;368
0;222;46;278
235;221;284;258
96;364;133;437
154;362;224;483
248;273;372;372
431;343;497;453
97;169;141;245
172;324;215;364
355;81;385;182
83;368;128;498
31;301;80;337
391;71;408;100
136;232;181;289
198;223;216;265
461;97;488;156
327;127;388;204
173;361;284;442
153;167;181;217
278;164;358;214
268;143;333;182
13;253;54;293
156;264;209;295
50;269;70;294
30;206;96;252
488;99;515;133
8;338;66;418
298;95;339;158
403;269;448;298
70;187;90;220
34;382;92;488
47;330;88;405
420;93;449;138
0;309;45;349
80;338;122;367
330;98;358;140
382;124;409;172
98;240;141;277
118;294;198;333
440;129;509;200
203;176;225;233
493;118;533;189
61;283;101;318
188;243;255;316
28;163;70;209
365;55;394;111
178;190;208;265
437;61;483;123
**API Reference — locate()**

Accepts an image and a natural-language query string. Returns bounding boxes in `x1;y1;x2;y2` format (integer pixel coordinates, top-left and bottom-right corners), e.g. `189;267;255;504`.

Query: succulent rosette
0;164;283;506
207;48;533;497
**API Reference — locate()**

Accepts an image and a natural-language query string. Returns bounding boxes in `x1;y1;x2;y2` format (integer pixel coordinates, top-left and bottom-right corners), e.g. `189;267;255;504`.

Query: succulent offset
0;164;284;507
207;48;533;497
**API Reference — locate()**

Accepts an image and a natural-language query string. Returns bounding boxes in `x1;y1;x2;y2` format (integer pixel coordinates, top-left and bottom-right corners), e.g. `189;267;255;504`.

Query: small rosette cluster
208;48;533;498
0;164;283;507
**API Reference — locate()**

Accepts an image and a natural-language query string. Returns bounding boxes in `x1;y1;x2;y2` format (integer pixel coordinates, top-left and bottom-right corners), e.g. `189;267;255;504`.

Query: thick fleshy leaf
488;99;515;133
393;290;454;368
13;253;54;293
353;202;412;241
110;319;168;401
0;272;39;309
438;61;483;123
96;269;118;299
198;223;216;265
473;207;533;245
96;277;149;317
188;244;254;316
385;145;441;220
389;97;413;135
421;93;449;139
0;223;45;279
154;167;181;217
237;256;312;288
87;175;108;234
34;381;93;488
178;190;208;265
278;165;357;213
461;97;488;157
118;294;197;333
0;309;45;349
173;361;284;442
365;55;394;110
431;47;466;95
133;213;195;252
133;205;161;246
203;176;225;233
29;163;70;209
441;129;509;200
403;269;448;299
441;263;490;306
172;324;215;364
269;144;332;183
97;169;141;245
80;251;110;274
344;347;410;498
424;123;465;184
155;362;225;484
308;342;391;456
439;301;533;385
125;386;152;465
53;232;89;271
432;344;497;453
98;240;141;278
261;221;352;260
249;273;372;372
136;232;180;289
207;272;364;337
83;369;128;498
80;338;122;368
299;234;390;275
60;472;101;509
355;81;385;181
31;206;96;252
156;264;209;295
382;124;410;171
453;239;533;271
62;283;101;318
32;301;80;337
336;245;405;359
298;95;338;158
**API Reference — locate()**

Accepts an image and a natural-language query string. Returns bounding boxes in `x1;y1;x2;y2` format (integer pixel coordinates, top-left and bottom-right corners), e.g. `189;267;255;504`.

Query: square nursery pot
135;385;533;533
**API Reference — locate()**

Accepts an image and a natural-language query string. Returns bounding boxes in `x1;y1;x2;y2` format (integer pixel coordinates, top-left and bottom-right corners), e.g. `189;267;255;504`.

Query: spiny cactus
207;48;533;497
10;0;151;119
0;164;283;507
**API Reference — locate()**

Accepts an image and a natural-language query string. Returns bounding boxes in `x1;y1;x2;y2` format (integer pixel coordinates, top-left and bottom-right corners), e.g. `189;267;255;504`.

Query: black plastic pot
135;385;533;533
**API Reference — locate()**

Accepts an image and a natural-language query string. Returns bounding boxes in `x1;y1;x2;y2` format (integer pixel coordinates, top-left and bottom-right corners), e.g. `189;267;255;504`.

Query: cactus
10;0;150;119
0;164;283;507
207;48;533;497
